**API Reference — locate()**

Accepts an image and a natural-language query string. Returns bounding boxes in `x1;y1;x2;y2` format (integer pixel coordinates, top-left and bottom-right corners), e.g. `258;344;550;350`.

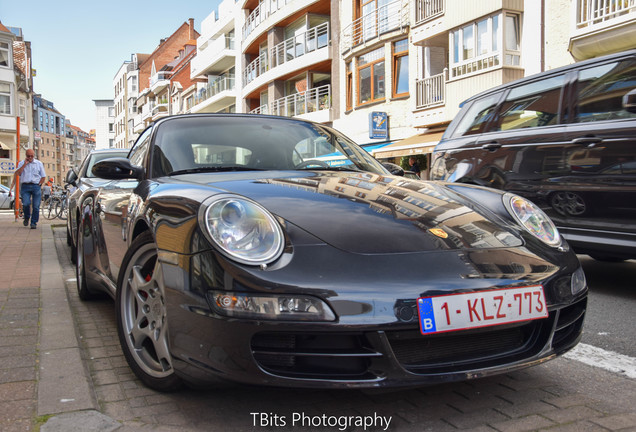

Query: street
50;226;636;431
576;256;636;358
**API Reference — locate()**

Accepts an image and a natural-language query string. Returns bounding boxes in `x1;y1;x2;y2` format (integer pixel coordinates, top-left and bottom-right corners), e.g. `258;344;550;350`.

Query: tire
116;231;182;392
76;221;95;301
41;198;58;220
66;226;72;246
589;254;627;263
54;200;67;220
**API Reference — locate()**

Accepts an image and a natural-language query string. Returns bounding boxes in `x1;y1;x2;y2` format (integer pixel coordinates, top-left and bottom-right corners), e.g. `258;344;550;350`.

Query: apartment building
116;0;636;173
66;122;95;169
33;95;67;184
131;19;201;136
93;99;115;149
189;0;238;114
113;61;132;149
0;23;33;188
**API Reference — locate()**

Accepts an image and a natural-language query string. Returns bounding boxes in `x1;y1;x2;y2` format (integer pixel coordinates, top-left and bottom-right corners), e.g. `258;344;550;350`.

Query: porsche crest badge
428;228;448;239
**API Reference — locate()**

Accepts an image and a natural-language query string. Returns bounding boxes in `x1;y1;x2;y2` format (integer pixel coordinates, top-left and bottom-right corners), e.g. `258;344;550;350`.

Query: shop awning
0;139;13;150
373;132;444;159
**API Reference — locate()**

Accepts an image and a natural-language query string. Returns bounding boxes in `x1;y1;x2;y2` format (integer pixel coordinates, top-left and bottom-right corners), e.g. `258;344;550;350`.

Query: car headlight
208;291;336;321
201;195;284;265
505;194;561;247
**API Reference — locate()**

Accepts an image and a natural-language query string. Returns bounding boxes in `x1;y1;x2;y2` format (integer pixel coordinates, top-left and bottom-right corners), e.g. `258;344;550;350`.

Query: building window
19;98;27;121
393;39;409;97
0;82;10;114
346;61;353;111
357;46;385;106
504;14;520;66
0;42;9;67
450;13;520;79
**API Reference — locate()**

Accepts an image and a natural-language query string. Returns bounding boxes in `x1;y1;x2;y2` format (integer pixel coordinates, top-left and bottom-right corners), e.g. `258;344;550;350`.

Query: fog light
208;291;336;321
571;267;587;296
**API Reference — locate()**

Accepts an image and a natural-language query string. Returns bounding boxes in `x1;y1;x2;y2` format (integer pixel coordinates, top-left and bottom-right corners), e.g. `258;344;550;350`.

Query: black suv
431;50;636;261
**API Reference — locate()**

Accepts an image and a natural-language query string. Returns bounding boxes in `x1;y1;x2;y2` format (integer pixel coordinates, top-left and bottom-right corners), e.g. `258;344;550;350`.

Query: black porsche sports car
77;114;587;391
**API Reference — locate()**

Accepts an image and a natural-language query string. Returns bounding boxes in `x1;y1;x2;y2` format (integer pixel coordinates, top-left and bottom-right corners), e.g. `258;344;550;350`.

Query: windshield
151;115;388;177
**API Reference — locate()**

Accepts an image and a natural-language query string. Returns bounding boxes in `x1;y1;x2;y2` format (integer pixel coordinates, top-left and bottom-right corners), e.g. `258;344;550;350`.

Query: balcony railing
341;0;410;52
194;75;235;106
270;84;331;118
576;0;636;28
271;23;330;68
149;71;172;87
243;0;292;41
243;52;269;86
415;0;444;25
151;102;169;117
249;104;269;115
416;72;445;109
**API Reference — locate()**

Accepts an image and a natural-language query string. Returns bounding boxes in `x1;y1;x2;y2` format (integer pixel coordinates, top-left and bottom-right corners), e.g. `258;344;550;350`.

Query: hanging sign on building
369;112;389;139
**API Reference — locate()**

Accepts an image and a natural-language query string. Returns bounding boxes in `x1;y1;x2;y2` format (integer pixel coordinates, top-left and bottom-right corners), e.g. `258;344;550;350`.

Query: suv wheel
550;192;587;217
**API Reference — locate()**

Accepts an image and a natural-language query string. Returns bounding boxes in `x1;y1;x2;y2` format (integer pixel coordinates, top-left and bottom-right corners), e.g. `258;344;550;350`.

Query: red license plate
417;285;549;335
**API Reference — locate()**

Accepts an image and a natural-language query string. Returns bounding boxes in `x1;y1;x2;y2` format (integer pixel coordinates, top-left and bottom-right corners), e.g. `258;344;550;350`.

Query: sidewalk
0;213;117;432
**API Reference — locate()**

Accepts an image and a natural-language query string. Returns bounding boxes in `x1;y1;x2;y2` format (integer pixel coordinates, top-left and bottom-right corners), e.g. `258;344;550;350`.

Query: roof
0;22;13;36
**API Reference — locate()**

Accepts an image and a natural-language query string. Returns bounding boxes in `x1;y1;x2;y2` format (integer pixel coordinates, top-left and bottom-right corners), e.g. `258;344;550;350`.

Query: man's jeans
20;183;41;225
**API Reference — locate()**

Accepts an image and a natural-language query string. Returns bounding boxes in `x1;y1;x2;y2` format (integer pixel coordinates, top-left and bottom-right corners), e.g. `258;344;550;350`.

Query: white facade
113;61;130;149
0;25;33;187
93;99;115;149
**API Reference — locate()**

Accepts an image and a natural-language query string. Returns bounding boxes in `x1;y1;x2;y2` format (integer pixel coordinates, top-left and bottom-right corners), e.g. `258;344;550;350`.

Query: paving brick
592;413;636;430
542;405;604;424
491;414;556;432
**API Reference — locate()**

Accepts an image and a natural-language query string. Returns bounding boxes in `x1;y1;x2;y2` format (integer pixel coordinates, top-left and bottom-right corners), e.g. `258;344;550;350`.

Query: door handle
481;142;502;151
572;137;603;148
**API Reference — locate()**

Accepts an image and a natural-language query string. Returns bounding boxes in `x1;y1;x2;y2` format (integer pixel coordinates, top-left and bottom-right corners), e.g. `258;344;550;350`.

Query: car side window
494;74;565;131
129;128;152;168
449;93;501;138
574;59;636;123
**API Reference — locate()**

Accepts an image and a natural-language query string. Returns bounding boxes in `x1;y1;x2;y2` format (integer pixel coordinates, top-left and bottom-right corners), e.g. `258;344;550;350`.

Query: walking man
9;149;47;229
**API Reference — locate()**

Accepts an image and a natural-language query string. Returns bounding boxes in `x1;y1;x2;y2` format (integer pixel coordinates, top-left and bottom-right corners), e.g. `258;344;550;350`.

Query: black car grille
251;333;381;380
552;297;587;352
250;298;586;381
385;319;548;374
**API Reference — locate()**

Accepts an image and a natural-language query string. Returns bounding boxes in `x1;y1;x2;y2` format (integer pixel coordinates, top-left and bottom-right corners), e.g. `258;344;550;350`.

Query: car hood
172;171;522;254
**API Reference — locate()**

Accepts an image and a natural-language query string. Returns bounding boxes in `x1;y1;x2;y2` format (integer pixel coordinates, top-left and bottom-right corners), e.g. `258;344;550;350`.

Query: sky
0;0;223;133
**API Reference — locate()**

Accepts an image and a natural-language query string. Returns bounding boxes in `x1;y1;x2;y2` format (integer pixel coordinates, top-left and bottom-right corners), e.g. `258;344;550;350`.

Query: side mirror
92;157;144;180
65;168;78;186
623;88;636;113
382;162;405;176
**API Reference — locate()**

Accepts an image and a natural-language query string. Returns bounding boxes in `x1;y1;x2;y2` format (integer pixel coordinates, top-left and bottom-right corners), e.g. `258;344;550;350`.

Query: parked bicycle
41;185;68;220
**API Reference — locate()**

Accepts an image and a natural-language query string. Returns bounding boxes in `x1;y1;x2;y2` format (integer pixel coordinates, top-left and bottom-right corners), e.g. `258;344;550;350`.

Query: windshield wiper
169;166;264;175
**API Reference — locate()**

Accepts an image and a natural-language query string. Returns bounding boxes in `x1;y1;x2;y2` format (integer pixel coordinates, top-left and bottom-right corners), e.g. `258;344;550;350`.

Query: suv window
449;93;501;138
575;59;636;123
494;74;565;131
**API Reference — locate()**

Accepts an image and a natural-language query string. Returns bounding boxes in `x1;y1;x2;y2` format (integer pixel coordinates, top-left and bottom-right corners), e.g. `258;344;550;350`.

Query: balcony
151;100;169;121
415;71;445;110
191;35;236;79
415;0;444;24
191;75;237;113
271;23;329;68
243;52;269;86
341;0;410;53
249;104;269;115
270;84;331;122
242;0;293;41
149;71;172;93
570;0;636;59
